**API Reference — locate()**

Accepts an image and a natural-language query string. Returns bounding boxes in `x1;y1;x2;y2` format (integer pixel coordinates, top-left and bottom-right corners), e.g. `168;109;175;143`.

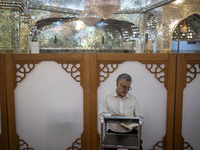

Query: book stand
100;116;142;150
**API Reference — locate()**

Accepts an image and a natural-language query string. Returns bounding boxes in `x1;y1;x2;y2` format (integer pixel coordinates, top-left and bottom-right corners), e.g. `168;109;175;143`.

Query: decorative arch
172;12;200;30
30;17;79;42
144;13;158;52
146;13;157;31
172;13;200;41
170;12;200;51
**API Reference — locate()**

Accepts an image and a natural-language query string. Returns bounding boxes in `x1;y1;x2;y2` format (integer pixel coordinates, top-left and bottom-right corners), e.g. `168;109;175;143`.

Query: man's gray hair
116;73;132;83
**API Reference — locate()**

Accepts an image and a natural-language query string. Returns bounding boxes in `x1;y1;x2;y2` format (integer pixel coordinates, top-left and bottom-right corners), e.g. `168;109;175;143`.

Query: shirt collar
113;89;130;99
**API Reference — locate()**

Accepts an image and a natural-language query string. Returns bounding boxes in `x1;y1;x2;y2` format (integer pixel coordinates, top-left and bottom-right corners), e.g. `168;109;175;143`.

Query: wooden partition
0;53;199;150
174;54;200;150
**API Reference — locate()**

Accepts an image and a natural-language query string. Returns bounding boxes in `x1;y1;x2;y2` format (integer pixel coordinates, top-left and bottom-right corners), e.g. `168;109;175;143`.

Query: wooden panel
81;54;92;150
0;55;9;150
91;53;176;150
97;53;169;61
90;54;100;150
12;53;83;61
165;54;176;150
174;54;200;150
5;54;19;150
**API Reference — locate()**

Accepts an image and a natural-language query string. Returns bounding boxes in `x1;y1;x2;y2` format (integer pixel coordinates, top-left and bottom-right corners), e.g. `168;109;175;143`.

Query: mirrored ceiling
28;0;172;12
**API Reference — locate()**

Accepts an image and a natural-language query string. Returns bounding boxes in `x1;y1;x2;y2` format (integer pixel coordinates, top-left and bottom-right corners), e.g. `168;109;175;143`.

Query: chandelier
92;0;120;20
79;6;101;26
79;0;120;26
79;0;101;26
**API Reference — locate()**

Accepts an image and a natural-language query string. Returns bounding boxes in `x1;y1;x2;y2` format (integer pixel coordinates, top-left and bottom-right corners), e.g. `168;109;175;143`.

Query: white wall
182;65;200;150
171;41;200;52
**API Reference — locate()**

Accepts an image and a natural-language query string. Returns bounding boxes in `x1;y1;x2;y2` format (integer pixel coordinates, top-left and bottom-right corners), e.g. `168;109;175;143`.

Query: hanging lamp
92;0;120;19
79;0;101;26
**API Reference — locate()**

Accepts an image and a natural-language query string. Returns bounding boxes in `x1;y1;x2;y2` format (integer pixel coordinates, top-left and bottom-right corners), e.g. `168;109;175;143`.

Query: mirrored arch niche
144;13;158;53
162;0;200;52
171;13;200;53
29;16;141;53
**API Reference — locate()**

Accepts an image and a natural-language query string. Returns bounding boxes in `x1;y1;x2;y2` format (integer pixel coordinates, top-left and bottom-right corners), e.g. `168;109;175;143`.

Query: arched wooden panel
174;54;200;150
90;53;176;150
5;54;91;150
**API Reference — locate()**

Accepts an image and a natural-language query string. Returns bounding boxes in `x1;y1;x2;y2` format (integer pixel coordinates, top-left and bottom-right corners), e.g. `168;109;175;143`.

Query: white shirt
98;90;143;132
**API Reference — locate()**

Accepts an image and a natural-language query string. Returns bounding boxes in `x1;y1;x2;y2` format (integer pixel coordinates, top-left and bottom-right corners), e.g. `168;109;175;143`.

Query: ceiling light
92;0;120;19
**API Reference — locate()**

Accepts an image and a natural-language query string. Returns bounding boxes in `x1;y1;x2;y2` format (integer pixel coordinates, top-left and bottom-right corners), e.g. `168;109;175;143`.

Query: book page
120;123;138;130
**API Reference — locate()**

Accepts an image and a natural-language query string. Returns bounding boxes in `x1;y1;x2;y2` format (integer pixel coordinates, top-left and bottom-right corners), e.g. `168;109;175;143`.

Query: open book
120;123;138;130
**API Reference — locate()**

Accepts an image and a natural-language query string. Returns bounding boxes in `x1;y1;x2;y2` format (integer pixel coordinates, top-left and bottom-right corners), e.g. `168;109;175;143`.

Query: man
98;73;143;150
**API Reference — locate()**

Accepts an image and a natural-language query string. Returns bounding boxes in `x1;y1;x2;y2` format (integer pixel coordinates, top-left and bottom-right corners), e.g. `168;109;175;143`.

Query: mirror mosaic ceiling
28;0;169;11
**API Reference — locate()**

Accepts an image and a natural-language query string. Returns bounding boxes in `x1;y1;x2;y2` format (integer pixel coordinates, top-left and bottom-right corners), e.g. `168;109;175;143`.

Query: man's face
116;79;132;98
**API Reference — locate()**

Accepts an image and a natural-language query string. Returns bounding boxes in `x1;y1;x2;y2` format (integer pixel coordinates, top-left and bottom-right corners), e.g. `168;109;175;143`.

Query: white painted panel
182;73;200;150
98;61;167;150
30;42;40;53
15;61;83;150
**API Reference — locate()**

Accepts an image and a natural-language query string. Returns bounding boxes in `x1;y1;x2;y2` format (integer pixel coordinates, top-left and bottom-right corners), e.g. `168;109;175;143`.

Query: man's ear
116;82;119;87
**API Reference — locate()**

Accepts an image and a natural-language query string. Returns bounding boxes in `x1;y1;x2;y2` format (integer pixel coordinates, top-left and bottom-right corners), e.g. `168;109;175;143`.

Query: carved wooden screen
4;54;92;150
3;53;199;150
0;55;9;150
90;53;176;150
174;54;200;150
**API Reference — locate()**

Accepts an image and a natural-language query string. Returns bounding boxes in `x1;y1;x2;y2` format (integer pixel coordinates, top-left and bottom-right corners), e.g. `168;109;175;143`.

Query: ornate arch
170;12;200;49
172;13;200;41
29;17;79;42
146;13;157;31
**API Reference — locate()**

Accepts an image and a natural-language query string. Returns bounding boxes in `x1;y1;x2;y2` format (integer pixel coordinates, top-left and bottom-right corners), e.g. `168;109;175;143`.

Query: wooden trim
0;55;9;150
90;54;100;150
184;53;200;61
12;54;82;62
165;54;176;150
174;54;190;150
97;53;169;61
81;54;91;150
5;55;19;150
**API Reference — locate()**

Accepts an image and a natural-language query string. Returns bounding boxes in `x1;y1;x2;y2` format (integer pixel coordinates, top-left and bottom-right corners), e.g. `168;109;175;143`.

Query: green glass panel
0;10;12;49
